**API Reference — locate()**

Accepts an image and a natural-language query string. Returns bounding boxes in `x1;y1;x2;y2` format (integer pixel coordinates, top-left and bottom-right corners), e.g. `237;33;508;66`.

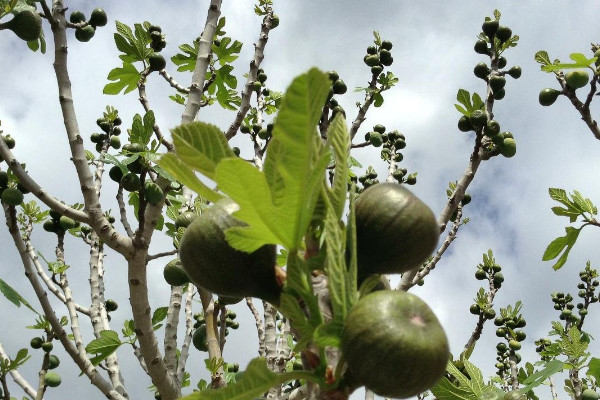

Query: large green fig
179;199;280;304
355;183;438;277
342;290;449;398
1;10;42;41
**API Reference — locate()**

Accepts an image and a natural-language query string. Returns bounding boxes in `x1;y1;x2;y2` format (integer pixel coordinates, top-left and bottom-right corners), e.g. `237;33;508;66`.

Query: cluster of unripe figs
460;16;520;159
173;181;449;398
89;111;166;206
0;134;29;206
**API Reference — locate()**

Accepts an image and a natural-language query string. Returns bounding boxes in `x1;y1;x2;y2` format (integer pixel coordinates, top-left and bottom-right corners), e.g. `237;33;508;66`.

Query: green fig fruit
501;138;516;158
75;25;95;42
163;259;190;286
495;26;512;43
565;70;589;89
1;187;23;206
44;372;61;387
342;290;449;398
89;8;107;27
120;173;141;192
179;199;280;304
143;181;164;205
2;10;42;42
148;52;166;72
355;183;438;276
69;11;86;24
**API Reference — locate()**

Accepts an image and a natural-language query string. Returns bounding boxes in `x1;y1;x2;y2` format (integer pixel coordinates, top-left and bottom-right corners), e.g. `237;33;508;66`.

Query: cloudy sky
1;1;600;399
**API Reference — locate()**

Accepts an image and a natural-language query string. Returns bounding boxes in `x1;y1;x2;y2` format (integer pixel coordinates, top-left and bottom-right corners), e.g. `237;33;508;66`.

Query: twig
181;0;222;125
147;249;179;261
246;297;266;357
226;8;276;140
176;289;195;384
3;203;126;400
163;285;184;379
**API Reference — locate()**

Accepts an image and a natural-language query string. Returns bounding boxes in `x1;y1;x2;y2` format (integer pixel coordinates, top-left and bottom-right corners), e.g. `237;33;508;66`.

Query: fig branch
180;0;222;125
226;7;276;140
2;204;126;400
48;2;132;254
0;343;38;400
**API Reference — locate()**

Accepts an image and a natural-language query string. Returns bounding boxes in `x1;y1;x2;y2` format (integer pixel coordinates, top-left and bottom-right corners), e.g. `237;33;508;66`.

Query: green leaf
521;359;564;393
326;113;350;219
152;307;168;326
312;320;343;348
456;89;473;113
323;193;350;323
430;359;485;400
535;50;552;68
542;226;582;270
156;153;223;204
215;68;330;252
171;122;236;180
172;41;199;72
179;357;318;400
586;357;600;382
86;330;122;366
541;53;596;72
113;21;151;63
212;37;243;66
104;62;140;95
8;348;30;370
0;278;38;314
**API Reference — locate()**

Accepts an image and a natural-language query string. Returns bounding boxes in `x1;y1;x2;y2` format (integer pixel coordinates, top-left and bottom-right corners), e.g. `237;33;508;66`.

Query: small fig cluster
363;38;394;77
0;167;27;207
494;313;526;377
474;259;504;288
252;68;269;94
92;112;123;153
191;309;238;352
148;24;167;52
43;210;80;234
458;111;516;158
70;8;107;42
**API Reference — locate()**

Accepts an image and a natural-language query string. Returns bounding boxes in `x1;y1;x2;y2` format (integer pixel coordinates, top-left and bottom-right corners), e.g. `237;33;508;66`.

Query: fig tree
179;199;280;304
355;183;438;277
342;290;449;398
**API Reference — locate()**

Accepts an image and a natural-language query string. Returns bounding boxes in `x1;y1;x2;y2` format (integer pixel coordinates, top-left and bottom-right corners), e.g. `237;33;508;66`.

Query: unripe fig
507;66;522;79
458;115;474;132
69;11;86;24
148;52;166;72
89;8;107;27
469;110;488;129
474;62;491;80
1;10;42;42
381;40;393;50
565;70;589;89
355;183;438;276
495;26;512;43
474;40;489;55
75;25;95;42
163;259;190;286
332;79;347;95
482;19;499;38
2;187;23;206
